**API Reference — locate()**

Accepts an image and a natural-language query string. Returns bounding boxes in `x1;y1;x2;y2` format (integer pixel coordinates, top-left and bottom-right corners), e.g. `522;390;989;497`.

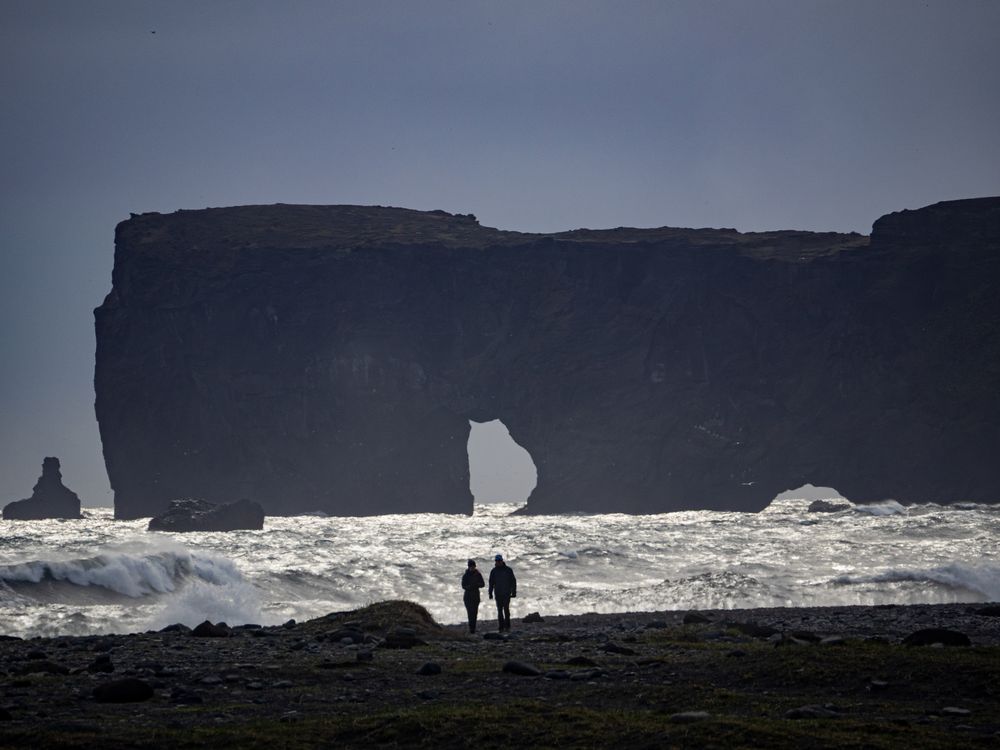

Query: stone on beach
683;611;711;624
902;628;971;647
93;678;154;703
192;620;233;638
785;704;842;719
502;661;541;677
14;660;68;676
602;642;638;656
86;654;114;673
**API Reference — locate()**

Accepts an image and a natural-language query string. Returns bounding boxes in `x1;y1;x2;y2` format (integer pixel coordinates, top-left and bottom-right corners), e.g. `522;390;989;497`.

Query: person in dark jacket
461;559;485;633
488;553;517;632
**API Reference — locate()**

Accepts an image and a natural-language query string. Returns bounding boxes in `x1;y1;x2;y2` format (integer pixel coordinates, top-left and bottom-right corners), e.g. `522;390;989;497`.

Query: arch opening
467;419;537;504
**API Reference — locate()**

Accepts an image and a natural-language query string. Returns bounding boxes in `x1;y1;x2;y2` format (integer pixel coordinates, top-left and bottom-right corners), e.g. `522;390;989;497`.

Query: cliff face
94;199;1000;519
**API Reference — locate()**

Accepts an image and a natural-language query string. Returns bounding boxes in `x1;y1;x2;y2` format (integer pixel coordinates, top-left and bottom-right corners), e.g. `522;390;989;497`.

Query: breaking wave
853;500;908;516
831;562;1000;601
0;544;245;601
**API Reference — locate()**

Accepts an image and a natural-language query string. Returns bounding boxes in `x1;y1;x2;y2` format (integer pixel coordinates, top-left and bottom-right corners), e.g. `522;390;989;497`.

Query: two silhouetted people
461;559;485;633
488;553;517;632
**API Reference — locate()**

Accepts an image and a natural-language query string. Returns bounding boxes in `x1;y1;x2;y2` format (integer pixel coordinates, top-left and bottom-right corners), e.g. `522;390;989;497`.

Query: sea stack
3;457;83;520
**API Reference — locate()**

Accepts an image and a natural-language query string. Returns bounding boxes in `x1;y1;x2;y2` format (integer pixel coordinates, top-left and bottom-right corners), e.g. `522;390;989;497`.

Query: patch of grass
4;699;982;750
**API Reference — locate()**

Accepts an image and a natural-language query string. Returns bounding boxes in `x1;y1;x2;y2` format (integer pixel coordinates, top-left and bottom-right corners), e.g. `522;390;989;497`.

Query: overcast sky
1;1;998;508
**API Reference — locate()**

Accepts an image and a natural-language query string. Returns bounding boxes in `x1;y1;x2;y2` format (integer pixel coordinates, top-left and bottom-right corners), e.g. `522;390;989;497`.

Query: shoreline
443;600;1000;644
2;600;999;747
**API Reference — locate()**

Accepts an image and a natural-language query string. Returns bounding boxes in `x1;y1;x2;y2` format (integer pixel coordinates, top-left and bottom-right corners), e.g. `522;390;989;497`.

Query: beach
2;600;998;748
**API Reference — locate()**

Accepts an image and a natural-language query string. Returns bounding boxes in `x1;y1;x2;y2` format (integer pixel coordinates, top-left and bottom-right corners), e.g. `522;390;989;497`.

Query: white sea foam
832;561;1000;601
853;500;908;516
0;501;998;638
145;578;271;631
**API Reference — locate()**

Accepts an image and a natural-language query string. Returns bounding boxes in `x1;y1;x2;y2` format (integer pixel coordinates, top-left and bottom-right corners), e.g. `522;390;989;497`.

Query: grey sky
1;1;998;508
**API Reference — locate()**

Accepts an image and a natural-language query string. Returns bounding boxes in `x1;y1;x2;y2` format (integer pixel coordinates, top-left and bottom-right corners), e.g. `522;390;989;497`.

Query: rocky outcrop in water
94;198;1000;519
3;457;83;520
147;497;265;532
807;500;851;513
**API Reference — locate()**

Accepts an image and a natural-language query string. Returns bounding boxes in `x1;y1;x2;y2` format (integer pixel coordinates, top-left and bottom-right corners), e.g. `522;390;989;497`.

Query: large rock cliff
94;198;1000;519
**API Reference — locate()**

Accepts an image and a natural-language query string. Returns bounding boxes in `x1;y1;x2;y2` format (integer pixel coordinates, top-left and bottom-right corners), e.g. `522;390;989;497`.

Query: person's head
494;554;504;565
467;559;476;569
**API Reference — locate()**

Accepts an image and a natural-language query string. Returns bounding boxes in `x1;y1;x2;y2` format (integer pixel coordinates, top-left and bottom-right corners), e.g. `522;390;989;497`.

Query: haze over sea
1;497;998;640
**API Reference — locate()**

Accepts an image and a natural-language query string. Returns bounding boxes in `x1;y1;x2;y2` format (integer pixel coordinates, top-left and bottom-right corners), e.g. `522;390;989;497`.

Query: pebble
93;678;154;704
902;628;971;647
170;688;203;705
785;705;840;720
683;612;711;624
602;642;637;656
502;661;541;677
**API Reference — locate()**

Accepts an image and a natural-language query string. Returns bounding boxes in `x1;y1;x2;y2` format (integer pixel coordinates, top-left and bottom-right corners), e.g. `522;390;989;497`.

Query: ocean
1;497;998;639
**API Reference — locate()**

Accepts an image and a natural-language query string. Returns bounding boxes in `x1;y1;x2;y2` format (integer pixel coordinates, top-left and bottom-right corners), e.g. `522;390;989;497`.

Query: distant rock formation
3;457;83;520
147;498;265;532
807;500;851;513
94;198;1000;519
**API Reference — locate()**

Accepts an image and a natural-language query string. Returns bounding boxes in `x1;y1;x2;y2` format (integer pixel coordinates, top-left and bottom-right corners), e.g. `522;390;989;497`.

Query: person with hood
488;553;517;632
461;558;485;633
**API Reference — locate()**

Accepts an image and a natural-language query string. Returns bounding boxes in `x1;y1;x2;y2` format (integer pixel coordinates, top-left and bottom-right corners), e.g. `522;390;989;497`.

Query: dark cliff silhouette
94;198;1000;519
4;457;83;520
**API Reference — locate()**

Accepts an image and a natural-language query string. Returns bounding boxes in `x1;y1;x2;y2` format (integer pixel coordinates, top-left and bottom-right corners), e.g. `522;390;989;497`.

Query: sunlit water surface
1;498;998;638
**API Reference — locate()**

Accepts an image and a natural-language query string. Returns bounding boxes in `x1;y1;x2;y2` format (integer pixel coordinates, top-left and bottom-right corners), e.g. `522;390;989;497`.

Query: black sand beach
2;601;999;748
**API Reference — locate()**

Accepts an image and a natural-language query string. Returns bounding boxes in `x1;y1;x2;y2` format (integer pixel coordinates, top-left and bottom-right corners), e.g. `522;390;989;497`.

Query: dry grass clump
305;599;444;637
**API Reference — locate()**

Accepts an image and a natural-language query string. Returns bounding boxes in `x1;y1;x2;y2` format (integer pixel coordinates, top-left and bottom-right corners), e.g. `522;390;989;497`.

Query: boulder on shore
3;457;82;520
147;497;264;532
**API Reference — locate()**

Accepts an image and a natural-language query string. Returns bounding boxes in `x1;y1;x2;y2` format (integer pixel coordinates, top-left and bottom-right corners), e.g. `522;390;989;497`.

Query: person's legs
465;600;478;633
495;596;507;631
469;600;479;633
497;595;511;631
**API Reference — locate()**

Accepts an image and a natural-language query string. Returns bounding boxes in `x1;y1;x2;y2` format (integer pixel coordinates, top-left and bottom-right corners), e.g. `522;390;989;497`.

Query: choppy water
1;498;998;638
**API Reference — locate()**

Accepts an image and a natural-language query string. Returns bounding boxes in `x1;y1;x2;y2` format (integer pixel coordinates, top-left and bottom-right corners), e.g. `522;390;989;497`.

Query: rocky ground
2;600;999;748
